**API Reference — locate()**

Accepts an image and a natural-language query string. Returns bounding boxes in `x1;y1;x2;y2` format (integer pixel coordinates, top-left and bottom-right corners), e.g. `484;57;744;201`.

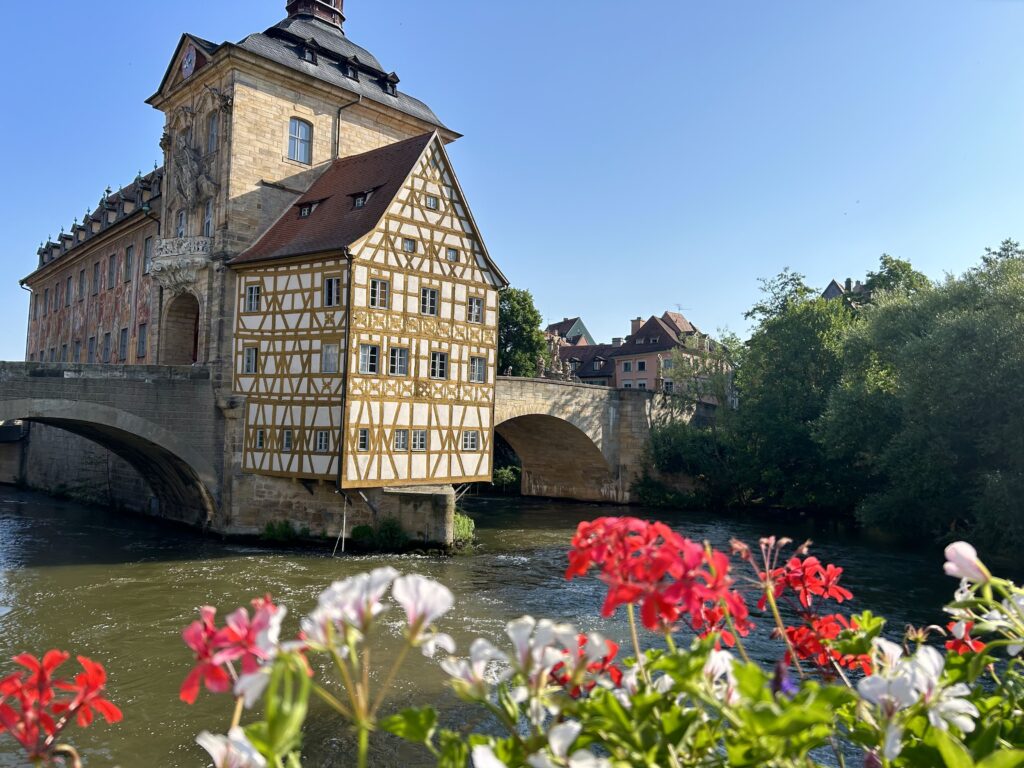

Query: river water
0;487;970;767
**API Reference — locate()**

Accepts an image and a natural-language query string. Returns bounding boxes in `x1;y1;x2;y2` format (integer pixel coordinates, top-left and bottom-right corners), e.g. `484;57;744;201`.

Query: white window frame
402;238;417;254
468;297;483;324
288;118;313;165
282;429;294;452
324;277;341;308
411;429;427;452
430;351;448;380
420;287;438;316
357;429;370;452
425;194;439;210
637;361;647;372
622;361;633;373
321;343;339;374
255;429;265;450
461;431;480;451
316;430;330;453
389;347;409;376
393;429;409;451
245;285;261;313
637;381;647;390
359;344;379;375
469;356;486;384
622;381;633;389
243;346;258;374
369;278;389;309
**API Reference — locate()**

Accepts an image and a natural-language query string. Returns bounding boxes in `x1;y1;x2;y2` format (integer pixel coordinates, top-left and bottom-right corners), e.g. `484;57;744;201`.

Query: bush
261;519;300;542
350;525;375;548
492;465;520;493
453;511;475;548
374;518;409;551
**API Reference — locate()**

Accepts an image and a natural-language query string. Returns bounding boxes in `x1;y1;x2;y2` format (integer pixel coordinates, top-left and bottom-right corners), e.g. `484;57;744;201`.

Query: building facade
17;0;505;539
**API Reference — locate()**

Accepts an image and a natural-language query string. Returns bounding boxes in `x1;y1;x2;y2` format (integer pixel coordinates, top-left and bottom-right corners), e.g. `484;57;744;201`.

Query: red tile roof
231;132;435;266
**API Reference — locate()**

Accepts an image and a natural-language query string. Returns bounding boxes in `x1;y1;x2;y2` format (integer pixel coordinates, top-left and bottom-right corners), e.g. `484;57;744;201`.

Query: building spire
286;0;344;29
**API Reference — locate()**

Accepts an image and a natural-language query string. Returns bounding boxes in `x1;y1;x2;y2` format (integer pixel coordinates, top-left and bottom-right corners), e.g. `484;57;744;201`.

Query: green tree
497;287;547;377
820;247;1024;548
863;253;932;298
733;277;857;508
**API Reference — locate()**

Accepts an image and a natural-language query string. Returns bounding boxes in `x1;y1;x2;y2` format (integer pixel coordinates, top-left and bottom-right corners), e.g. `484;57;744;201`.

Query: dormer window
342;59;359;80
301;42;318;64
299;205;313;218
381;73;400;97
650;336;659;343
352;190;373;209
637;338;645;345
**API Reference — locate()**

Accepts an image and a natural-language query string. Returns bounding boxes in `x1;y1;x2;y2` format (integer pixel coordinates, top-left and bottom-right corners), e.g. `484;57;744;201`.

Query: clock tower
285;0;344;29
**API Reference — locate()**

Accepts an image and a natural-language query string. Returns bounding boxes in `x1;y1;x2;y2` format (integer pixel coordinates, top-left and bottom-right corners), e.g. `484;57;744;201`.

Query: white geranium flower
943;542;987;582
473;744;509;768
441;638;507;700
703;649;739;705
302;567;399;643
505;616;576;682
392;574;454;634
196;727;267;768
234;668;271;710
909;645;978;733
883;722;904;760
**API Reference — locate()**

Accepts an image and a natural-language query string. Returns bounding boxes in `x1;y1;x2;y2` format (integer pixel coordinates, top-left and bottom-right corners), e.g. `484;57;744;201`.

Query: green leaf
933;729;975;768
379;707;438;744
976;752;1024;768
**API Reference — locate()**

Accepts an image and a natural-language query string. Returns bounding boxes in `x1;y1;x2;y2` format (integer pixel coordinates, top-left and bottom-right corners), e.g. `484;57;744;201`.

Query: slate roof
236;16;446;129
233;133;434;266
559;343;616;380
24;167;164;282
546;317;579;338
607;316;684;358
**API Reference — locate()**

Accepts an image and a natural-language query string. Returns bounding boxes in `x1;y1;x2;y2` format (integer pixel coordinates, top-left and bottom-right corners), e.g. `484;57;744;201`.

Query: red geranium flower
945;621;985;655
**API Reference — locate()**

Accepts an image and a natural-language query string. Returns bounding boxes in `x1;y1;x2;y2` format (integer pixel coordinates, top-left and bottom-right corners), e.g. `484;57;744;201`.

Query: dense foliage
647;243;1024;551
497;288;548;378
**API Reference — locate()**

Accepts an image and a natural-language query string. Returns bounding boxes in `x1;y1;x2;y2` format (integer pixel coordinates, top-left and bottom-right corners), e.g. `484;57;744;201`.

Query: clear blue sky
2;0;1022;360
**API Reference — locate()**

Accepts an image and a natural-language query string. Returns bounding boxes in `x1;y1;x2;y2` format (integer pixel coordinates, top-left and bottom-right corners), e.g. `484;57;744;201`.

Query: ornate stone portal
153;237;213;295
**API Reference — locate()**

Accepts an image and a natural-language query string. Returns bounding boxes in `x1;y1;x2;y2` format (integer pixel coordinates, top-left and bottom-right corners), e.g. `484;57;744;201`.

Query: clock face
182;45;197;79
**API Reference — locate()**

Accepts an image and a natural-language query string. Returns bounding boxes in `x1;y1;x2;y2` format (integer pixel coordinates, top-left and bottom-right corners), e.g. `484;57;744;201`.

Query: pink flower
180;607;232;704
943;542;988;582
214;597;286;675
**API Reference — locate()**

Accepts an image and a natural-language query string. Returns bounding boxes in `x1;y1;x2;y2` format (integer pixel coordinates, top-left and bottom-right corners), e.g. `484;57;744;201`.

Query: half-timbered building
231;132;506;488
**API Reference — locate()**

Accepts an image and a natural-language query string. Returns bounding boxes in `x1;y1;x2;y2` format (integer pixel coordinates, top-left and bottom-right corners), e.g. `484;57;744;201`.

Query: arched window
288;118;313;165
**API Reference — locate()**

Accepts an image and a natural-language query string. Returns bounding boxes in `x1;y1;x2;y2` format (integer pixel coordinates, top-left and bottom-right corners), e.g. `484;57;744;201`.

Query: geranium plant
177;519;1024;768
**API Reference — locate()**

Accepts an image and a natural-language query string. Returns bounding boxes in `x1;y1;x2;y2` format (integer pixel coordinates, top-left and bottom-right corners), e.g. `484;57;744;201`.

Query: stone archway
162;292;201;365
0;398;219;527
495;414;621;502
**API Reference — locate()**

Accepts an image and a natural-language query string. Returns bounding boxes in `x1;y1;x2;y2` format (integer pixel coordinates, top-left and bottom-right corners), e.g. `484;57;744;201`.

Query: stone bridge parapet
0;362;221;525
494;377;653;503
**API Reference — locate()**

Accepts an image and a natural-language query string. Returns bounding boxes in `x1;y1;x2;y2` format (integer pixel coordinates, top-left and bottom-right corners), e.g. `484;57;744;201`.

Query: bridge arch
494;413;621;502
0;397;218;525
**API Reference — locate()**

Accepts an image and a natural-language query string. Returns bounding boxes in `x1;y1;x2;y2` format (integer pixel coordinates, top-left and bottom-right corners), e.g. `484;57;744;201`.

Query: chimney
286;0;345;29
631;317;643;335
612;337;624;347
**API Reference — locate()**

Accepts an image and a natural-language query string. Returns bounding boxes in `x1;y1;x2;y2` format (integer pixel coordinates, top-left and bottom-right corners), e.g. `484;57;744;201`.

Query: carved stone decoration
153;237;214;295
157;236;212;259
152;258;203;296
174;135;204;208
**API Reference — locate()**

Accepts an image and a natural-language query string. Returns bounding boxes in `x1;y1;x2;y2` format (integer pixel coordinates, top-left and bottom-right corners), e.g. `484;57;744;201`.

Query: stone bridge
0;365;654;529
494;377;652;503
0;362;222;526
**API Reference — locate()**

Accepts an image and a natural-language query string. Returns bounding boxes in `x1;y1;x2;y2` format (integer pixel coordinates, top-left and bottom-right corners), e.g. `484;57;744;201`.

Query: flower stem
312;682;354;718
357;723;370;768
370;640;411;718
229;694;245;730
627;604;647;678
765;585;804;678
665;632;677;654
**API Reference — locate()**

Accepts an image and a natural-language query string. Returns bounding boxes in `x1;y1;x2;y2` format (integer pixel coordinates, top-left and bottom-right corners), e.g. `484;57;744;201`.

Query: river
0;487;971;767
